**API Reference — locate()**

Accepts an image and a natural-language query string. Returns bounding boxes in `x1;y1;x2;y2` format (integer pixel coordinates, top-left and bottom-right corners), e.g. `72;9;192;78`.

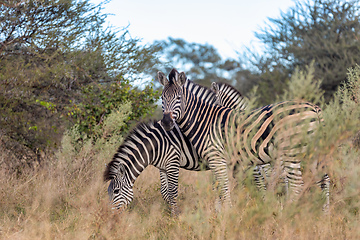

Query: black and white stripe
211;82;274;192
159;69;329;208
104;81;248;214
104;121;202;214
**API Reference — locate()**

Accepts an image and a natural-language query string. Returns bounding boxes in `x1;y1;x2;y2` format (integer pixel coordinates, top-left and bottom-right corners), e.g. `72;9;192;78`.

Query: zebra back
104;120;201;182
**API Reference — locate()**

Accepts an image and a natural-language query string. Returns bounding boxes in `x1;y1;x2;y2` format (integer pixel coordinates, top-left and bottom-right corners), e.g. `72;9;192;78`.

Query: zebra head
211;82;247;110
104;160;133;211
211;82;222;106
158;68;187;131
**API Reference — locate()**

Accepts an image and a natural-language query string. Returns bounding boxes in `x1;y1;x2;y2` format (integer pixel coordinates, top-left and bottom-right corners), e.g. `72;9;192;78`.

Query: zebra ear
211;82;219;93
157;71;168;86
178;72;187;87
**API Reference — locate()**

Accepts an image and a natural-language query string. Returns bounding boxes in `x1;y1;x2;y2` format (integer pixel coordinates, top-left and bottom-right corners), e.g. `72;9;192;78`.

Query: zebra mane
184;79;218;106
212;82;248;110
215;82;244;98
103;120;159;182
104;157;119;181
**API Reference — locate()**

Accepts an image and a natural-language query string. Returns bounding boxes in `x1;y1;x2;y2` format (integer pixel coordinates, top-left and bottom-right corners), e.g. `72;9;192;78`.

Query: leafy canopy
0;0;160;166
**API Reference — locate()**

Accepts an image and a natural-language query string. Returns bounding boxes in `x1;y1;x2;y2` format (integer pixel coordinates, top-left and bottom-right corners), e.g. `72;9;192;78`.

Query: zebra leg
317;173;330;213
283;161;304;202
159;170;171;204
167;165;180;216
253;163;273;193
253;165;267;193
159;166;180;216
208;158;232;208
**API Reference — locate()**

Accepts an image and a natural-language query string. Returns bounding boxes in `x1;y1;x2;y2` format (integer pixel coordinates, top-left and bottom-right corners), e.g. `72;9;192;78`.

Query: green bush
65;79;160;140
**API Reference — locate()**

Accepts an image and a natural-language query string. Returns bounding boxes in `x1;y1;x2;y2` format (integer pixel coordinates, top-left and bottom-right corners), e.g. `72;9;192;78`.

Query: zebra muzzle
161;112;175;131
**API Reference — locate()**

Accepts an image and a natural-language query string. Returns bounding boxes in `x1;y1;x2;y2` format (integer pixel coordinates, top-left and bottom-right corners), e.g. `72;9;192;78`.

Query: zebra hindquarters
271;116;316;202
275;112;324;204
273;132;330;212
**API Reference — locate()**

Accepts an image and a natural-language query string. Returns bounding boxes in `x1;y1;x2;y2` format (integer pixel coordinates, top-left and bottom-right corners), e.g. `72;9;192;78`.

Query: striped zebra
104;80;249;215
211;82;272;191
191;81;272;193
159;69;330;209
104;121;201;215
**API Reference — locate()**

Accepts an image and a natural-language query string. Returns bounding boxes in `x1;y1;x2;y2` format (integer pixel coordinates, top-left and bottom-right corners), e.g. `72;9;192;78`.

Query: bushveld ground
0;150;359;240
1;66;360;239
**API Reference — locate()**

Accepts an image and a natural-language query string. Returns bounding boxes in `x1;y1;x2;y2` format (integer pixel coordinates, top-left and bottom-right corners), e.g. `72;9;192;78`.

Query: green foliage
0;0;159;164
36;100;57;113
250;65;290;105
249;0;360;103
154;37;243;88
65;79;160;139
318;64;360;217
320;65;360;147
277;61;325;105
60;102;132;161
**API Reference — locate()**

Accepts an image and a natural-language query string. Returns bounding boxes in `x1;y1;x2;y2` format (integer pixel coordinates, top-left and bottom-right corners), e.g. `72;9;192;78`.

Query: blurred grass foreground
1;65;360;239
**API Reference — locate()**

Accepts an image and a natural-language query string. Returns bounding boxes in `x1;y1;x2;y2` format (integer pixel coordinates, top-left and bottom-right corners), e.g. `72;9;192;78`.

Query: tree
0;0;160;166
153;37;243;88
251;0;360;102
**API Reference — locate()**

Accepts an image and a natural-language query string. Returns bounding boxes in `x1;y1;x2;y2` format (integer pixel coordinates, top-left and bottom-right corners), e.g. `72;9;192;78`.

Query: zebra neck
218;84;247;110
177;88;231;153
185;81;218;105
119;157;147;186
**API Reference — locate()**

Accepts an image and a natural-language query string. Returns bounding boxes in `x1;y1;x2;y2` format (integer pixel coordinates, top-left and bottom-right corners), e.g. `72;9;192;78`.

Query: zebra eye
114;189;120;195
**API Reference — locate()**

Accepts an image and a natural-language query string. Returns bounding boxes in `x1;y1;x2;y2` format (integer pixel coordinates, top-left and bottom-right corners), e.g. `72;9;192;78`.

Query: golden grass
1;141;359;240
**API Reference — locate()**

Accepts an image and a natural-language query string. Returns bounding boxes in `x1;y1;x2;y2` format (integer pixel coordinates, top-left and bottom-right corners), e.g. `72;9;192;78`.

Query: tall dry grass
1;66;360;239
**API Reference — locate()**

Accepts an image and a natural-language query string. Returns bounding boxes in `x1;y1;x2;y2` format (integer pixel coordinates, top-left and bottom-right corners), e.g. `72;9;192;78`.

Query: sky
91;0;295;59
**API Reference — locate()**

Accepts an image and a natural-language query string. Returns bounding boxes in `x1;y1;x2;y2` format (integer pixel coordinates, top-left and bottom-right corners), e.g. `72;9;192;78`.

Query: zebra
104;80;250;215
158;69;330;209
104;121;201;215
187;81;272;193
211;82;273;191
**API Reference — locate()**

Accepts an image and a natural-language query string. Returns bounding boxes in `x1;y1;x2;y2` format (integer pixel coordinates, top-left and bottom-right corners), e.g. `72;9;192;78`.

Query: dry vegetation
1;66;360;239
